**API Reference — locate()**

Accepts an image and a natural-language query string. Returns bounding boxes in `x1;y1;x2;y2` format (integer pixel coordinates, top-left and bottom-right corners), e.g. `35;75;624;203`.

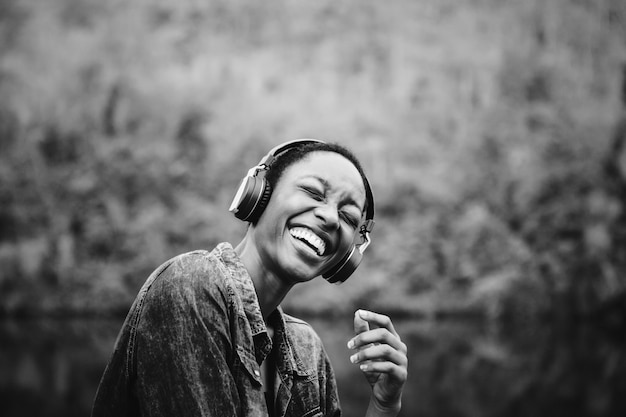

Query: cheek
257;201;291;238
336;227;358;254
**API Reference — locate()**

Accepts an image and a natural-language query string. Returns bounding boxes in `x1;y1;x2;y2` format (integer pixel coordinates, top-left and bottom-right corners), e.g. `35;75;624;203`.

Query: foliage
1;0;625;321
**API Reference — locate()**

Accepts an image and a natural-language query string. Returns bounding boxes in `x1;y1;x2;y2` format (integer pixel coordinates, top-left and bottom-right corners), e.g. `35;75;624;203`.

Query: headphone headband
259;138;326;167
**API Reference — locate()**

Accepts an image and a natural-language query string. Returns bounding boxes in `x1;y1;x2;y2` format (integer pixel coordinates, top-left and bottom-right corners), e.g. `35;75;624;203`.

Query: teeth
289;227;326;256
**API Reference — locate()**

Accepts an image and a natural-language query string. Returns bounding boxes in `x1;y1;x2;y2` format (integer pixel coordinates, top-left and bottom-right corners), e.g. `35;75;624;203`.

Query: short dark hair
264;142;372;214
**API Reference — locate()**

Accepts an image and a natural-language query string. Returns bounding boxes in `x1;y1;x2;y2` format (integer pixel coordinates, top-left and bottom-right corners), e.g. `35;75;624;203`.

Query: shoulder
169;249;218;275
283;313;312;327
161;249;228;286
283;314;325;349
144;249;232;307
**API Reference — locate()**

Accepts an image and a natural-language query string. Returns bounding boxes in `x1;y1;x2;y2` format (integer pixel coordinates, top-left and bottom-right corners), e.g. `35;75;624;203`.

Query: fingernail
360;364;369;371
359;310;369;319
347;339;355;349
350;354;358;363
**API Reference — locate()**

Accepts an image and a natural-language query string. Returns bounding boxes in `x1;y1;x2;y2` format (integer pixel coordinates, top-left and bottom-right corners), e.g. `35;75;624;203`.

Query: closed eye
341;211;360;229
301;186;324;201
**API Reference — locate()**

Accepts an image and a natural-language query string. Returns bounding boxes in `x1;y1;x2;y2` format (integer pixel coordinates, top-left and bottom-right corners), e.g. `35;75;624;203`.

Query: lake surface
1;316;625;417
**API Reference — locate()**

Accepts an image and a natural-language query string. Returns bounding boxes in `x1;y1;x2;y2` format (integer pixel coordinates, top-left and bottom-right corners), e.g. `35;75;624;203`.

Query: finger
357;359;408;383
356;310;399;338
353;309;370;335
349;328;407;354
349;310;372;350
350;343;408;368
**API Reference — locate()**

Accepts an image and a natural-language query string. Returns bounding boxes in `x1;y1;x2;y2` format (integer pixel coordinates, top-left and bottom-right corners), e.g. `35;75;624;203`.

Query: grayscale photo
1;1;625;416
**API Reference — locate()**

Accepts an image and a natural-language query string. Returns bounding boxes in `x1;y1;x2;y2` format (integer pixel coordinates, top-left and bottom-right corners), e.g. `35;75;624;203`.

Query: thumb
354;309;370;336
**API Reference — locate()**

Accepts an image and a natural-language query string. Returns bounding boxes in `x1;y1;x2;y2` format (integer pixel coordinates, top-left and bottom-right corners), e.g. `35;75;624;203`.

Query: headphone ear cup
230;175;271;222
323;245;362;284
247;179;271;223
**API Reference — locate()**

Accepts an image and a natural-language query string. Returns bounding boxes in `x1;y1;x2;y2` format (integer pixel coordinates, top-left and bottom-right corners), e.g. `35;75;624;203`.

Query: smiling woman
240;144;370;285
92;139;407;417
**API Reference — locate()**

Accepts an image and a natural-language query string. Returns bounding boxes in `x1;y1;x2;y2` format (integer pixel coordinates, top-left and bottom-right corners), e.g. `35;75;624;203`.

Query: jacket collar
215;242;309;375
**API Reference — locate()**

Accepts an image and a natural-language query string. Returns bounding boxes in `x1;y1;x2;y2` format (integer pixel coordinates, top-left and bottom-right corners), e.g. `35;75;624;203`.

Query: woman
92;139;408;417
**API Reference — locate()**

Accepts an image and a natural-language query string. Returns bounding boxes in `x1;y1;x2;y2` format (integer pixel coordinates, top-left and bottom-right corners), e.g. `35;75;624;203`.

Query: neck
234;236;293;319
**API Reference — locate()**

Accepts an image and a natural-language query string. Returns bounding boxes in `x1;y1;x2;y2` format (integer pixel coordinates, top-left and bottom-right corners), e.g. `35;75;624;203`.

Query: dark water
1;317;625;417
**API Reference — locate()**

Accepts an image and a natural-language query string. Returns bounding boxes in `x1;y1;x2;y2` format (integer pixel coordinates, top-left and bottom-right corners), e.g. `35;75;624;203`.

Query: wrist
366;395;401;417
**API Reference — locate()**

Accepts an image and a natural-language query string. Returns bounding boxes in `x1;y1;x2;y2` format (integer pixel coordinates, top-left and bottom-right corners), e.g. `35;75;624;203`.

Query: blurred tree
0;0;624;323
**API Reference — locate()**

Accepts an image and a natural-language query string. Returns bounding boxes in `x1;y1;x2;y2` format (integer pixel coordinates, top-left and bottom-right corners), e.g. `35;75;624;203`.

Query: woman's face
252;151;366;283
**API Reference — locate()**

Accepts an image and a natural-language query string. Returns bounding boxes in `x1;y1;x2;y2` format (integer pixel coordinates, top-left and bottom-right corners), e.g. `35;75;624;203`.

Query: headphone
229;139;375;283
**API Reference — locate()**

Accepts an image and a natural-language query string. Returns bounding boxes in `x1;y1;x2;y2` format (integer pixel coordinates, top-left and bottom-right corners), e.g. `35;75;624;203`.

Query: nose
314;203;340;231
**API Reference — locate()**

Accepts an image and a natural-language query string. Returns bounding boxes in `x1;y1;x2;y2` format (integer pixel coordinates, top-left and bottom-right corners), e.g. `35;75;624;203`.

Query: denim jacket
92;243;341;417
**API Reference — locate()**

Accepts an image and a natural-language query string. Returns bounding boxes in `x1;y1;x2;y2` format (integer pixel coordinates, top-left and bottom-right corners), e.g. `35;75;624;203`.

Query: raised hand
347;310;408;415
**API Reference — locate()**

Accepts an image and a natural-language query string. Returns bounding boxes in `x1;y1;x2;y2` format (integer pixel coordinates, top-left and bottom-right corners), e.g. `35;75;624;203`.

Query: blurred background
1;0;626;416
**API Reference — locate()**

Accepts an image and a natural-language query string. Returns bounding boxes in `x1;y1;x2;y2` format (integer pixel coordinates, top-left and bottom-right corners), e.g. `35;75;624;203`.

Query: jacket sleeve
132;253;246;417
322;347;342;417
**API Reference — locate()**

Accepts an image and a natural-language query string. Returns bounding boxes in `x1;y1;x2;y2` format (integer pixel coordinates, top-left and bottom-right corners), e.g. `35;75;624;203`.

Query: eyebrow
308;175;365;212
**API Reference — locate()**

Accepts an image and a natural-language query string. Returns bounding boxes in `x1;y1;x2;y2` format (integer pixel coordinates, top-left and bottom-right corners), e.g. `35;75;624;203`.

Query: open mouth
289;227;327;256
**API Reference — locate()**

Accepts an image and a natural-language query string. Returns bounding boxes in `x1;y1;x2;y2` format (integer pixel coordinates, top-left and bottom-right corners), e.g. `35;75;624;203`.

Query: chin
279;262;322;284
280;247;328;282
285;270;318;284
